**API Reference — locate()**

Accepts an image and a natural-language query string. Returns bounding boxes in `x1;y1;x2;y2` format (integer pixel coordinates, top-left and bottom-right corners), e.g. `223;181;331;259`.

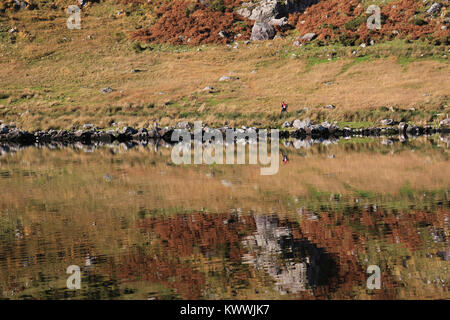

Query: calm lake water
0;135;449;299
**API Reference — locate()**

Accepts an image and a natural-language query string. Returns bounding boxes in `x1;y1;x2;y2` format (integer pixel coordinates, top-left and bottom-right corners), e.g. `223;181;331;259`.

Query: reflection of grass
0;140;448;299
355;189;374;199
400;182;415;197
358;239;450;299
0;137;447;216
338;136;373;144
306;185;331;200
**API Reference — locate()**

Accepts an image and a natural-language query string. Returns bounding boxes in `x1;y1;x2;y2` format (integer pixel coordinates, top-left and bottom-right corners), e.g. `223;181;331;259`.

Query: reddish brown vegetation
131;0;253;45
130;0;448;45
294;0;448;44
111;208;447;299
137;213;255;260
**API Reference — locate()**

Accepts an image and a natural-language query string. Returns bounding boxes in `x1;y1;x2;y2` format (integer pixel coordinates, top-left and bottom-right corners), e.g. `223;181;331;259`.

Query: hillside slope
0;0;448;130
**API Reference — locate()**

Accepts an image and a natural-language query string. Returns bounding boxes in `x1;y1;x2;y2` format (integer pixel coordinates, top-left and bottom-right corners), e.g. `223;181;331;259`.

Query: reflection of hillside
130;213;340;298
0;203;447;299
129;212;369;298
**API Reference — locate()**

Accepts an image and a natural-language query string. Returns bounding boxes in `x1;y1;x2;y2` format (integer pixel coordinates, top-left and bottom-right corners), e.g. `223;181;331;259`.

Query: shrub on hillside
131;0;252;45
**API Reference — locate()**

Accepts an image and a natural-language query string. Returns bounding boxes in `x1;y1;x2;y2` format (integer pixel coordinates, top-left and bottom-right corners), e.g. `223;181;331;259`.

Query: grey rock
121;126;137;135
292;119;311;130
321;121;338;133
299;32;317;42
237;0;319;23
218;31;227;38
439;118;450;128
101;87;113;94
427;3;442;15
283;121;292;128
202;86;215;92
219;75;239;82
0;124;9;134
77;0;95;7
14;0;28;9
270;17;288;26
176;121;192;130
250;22;276;41
237;0;284;23
380;119;395;126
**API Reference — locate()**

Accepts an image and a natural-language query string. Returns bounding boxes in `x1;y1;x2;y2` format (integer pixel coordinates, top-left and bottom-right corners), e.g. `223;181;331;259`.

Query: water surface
0;135;448;299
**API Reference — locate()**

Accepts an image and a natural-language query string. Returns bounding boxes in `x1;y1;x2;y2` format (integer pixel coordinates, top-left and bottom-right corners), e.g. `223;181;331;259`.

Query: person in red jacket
281;101;288;113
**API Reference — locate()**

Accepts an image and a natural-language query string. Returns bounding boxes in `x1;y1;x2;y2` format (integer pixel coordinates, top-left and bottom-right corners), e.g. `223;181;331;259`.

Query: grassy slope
0;1;449;130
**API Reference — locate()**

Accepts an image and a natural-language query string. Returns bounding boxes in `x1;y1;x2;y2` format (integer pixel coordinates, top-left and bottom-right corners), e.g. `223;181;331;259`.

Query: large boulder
293;119;311;130
439;118;450;128
299;32;317;42
237;0;284;23
237;0;320;24
251;22;276;41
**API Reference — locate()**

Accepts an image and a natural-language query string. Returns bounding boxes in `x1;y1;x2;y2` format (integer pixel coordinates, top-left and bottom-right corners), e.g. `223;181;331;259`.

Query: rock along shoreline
0;120;449;145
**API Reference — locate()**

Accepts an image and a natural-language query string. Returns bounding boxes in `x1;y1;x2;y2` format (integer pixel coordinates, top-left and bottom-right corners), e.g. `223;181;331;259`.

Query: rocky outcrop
292;119;311;130
299;32;317;42
237;0;320;24
240;0;320;40
237;0;284;23
250;22;276;40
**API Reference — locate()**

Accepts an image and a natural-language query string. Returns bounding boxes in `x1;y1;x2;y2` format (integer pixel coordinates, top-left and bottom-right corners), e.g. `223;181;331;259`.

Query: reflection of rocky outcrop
242;215;336;294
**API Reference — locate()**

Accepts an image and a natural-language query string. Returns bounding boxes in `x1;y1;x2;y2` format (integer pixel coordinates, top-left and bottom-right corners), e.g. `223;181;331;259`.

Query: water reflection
0;133;448;157
242;215;337;294
0;135;448;300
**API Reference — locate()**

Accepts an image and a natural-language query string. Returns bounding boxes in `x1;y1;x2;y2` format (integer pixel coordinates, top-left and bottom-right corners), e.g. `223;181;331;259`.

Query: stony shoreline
0;120;449;145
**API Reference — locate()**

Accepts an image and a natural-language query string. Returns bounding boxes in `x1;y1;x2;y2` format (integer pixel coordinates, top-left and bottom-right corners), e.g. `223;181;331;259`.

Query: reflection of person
281;101;288;113
282;155;289;164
